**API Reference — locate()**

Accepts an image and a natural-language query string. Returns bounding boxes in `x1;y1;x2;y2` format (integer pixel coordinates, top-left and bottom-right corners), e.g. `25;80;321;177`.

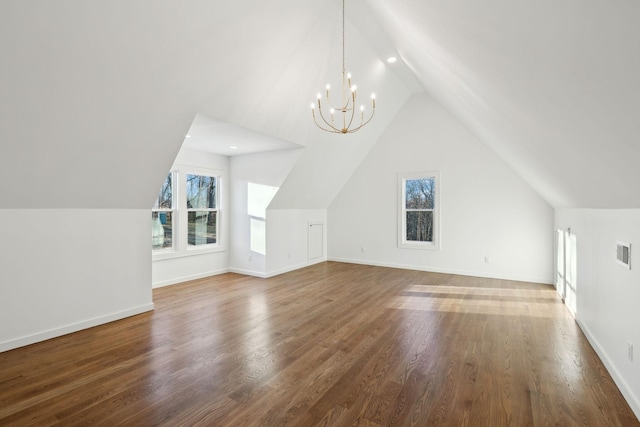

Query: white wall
152;148;230;288
329;93;554;284
555;208;640;418
0;209;153;352
266;209;327;277
229;149;302;276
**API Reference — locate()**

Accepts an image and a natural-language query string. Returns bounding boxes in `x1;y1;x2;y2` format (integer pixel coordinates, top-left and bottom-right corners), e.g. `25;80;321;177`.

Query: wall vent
616;241;631;269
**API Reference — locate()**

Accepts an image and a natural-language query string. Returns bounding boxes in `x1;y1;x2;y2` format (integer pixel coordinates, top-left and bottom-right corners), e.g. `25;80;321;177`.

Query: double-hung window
186;174;218;246
398;172;439;250
152;170;221;254
152;173;174;250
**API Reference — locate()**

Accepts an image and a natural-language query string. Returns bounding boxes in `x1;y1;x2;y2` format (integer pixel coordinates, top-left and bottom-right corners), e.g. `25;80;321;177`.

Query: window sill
399;241;440;251
153;245;225;261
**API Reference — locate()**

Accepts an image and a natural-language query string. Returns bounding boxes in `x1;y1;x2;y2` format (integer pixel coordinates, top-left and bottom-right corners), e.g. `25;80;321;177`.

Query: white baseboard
328;257;552;284
153;259;327;285
161;257;547;285
231;257;550;284
228;267;270;278
152;269;230;288
265;258;326;278
230;258;327;279
576;319;640;421
0;303;155;353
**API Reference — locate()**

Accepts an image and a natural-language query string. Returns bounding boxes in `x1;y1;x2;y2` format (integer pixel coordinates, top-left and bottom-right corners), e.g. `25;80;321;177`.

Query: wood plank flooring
0;262;638;426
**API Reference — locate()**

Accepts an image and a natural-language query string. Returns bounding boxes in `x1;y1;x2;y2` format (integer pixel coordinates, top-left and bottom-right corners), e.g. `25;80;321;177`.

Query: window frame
151;171;175;252
185;172;220;250
398;171;440;250
152;166;224;260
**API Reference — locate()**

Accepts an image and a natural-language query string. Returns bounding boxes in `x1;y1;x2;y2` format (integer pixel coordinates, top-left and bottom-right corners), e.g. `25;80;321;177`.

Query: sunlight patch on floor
388;284;561;317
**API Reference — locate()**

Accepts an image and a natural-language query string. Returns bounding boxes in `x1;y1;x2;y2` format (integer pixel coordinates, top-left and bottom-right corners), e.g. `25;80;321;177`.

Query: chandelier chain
342;0;345;73
310;0;376;134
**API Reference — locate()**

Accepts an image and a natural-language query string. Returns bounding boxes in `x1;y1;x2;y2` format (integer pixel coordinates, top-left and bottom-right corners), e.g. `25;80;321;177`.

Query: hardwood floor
0;262;638;426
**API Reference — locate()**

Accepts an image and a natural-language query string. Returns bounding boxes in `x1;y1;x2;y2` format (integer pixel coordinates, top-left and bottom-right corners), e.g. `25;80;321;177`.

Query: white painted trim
229;267;270;279
154;166;226;258
230;258;328;279
577;319;640;421
307;221;325;262
267;258;327;278
152;268;230;288
153;245;226;261
328;257;553;285
155;259;328;285
398;171;440;251
0;303;155;353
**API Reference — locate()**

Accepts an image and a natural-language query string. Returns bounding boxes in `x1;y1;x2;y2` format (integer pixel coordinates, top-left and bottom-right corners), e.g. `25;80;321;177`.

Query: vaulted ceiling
1;0;638;209
367;0;640;208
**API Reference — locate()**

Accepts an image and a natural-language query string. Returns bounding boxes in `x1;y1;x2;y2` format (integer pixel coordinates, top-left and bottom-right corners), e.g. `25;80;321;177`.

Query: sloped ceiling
0;0;418;209
182;115;302;157
0;0;387;209
1;1;638;209
364;0;640;208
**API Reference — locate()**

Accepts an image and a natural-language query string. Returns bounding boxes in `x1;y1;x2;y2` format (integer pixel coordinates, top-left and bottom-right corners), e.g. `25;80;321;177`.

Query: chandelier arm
345;109;356;133
313;116;342;133
344;94;358;132
343;94;353;112
312;110;339;133
319;110;337;129
315;106;342;133
347;104;376;133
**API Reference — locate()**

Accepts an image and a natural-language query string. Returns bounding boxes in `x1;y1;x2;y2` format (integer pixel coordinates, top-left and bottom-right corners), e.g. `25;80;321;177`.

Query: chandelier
311;0;376;134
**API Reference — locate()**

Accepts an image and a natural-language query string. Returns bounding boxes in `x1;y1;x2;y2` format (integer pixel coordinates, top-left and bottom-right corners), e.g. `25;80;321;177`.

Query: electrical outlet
248;253;252;262
484;256;490;263
628;341;634;362
361;247;366;254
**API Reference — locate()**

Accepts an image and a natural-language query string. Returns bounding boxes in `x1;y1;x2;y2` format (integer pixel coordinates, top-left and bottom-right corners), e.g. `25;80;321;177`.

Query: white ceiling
0;0;639;209
363;0;640;208
182;114;302;157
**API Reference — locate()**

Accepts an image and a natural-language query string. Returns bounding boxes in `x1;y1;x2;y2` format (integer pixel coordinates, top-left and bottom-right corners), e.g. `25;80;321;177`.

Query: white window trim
152;171;176;253
184;171;221;251
398;171;440;250
153;166;225;261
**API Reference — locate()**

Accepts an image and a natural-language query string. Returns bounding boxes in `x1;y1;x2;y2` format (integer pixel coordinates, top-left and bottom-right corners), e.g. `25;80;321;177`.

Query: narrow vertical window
152;173;174;250
186;174;218;246
399;172;439;249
